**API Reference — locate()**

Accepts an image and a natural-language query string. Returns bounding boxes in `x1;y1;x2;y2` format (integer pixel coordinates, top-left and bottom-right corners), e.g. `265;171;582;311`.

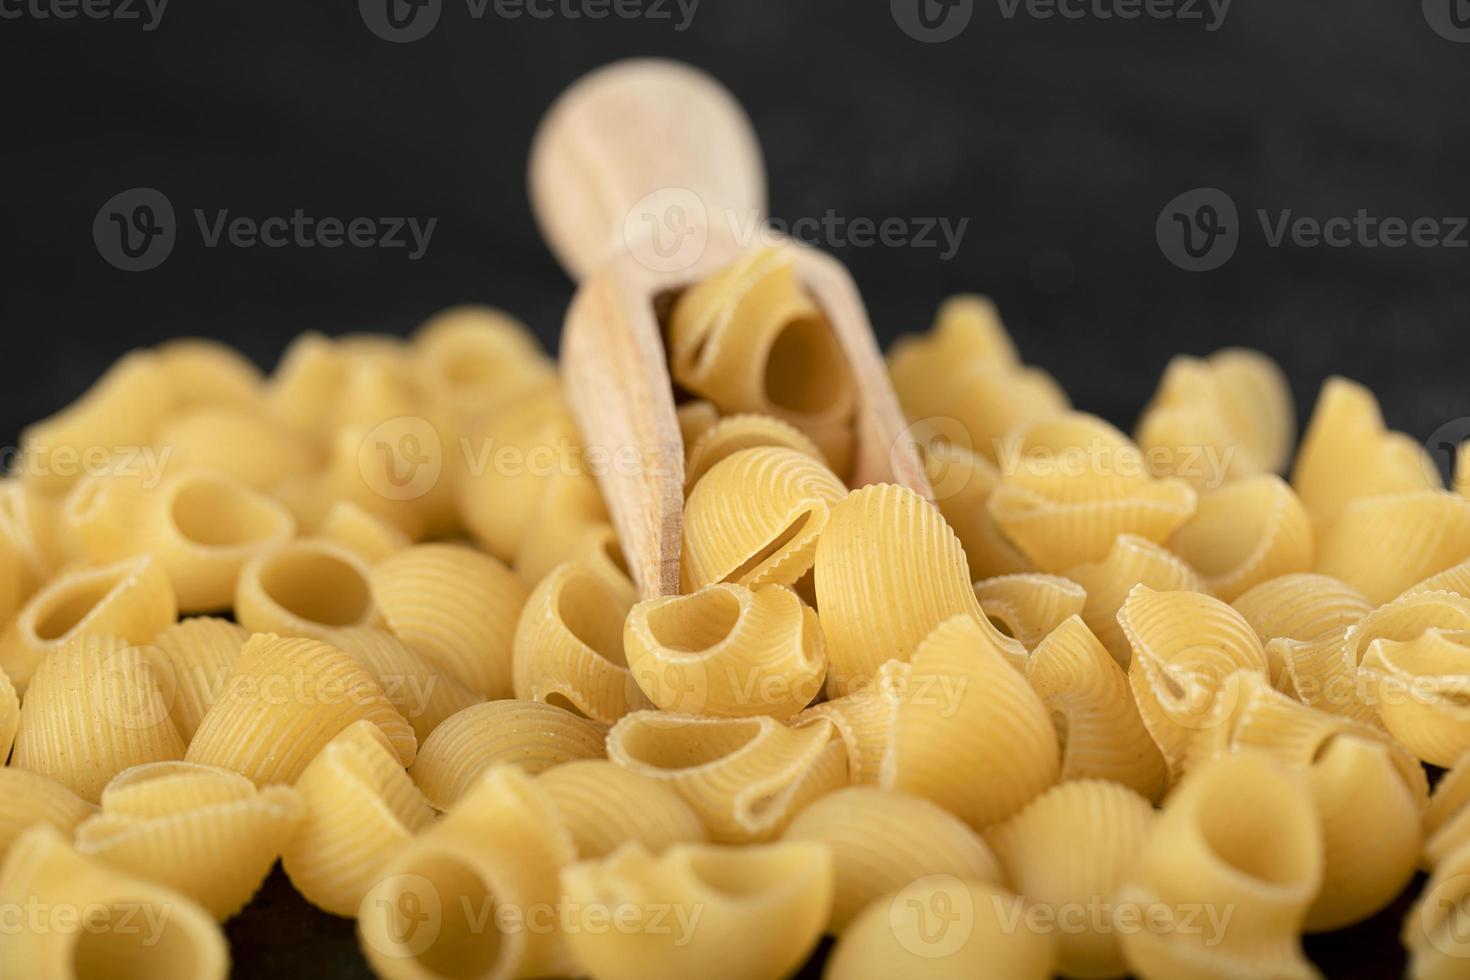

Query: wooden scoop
530;58;931;599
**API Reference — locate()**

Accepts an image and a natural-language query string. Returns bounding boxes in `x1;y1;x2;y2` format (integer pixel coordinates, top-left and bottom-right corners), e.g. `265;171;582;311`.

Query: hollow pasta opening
1194;768;1318;887
259;546;373;627
1171;483;1274;577
646;588;742;653
543;692;592;719
619;718;760;769
724;511;813;584
34;571;122;640
171;477;287;548
556;572;629;667
71;901;214;980
763;315;851;416
396;854;504;978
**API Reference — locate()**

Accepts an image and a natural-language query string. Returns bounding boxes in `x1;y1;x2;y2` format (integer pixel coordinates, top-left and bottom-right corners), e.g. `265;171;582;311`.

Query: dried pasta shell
153;406;316;492
0;768;96;861
371;543;529;699
1119;586;1268;781
12;634;185;803
1361;629;1470;766
327;627;484;744
1167;475;1312;601
915;435;1031;580
677;399;720;450
1115;753;1322;980
684;412;825;491
317;500;410;564
74;761;303;920
0;661;17;762
560;840;833;980
1025;616;1168;801
1065;533;1204;669
236;539;381;639
1404;557;1470;602
282;720;436;917
512;559;645;723
411;304;555;423
0;554;176;693
409;700;606;811
1336;589;1470;724
147;617;249;743
986;779;1157;978
814;483;1023;694
606;711;848;843
624;582;826;718
1405;837;1470;980
536;759;706;859
881;615;1059;830
783;786;1002;933
681;446;845;592
358;765;577;980
824;876;1056;980
0;825;228;980
186;633;415;784
511;467;612;587
1317;491;1470;605
154;337;263;412
791;658;908;784
973;573;1086;653
1233;573;1372;647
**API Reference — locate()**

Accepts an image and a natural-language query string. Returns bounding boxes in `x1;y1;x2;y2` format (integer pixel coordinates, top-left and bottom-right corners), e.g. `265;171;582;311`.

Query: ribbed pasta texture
185;633;415;784
681;446;846;592
791;658;907;784
881;615;1059;830
917;437;1031;581
154;406;316;492
236;539;381;640
973;573;1087;654
0;825;229;980
1317;491;1470;605
146;617;249;743
1361;629;1470;766
326;626;483;744
560;840;833;980
371;543;529;699
1406;837;1470;980
783;786;1002;932
0;768;96;861
410;304;555;424
12;634;185;803
1167;475;1313;601
607;711;849;842
282;720;435;917
684;413;825;491
624;582;826;718
1065;534;1205;669
75;761;304;920
409;700;606;810
0;660;17;762
536;759;706;859
314;500;410;565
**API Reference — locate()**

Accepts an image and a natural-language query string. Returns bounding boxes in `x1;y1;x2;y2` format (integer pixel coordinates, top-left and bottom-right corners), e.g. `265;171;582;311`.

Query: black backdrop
3;0;1468;976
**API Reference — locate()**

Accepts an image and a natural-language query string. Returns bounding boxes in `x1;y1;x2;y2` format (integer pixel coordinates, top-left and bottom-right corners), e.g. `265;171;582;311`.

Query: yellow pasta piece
973;572;1087;652
916;435;1031;580
986;779;1157;978
282;720;436;917
12;634;185;803
1115;753;1322;980
1405;837;1470;980
409;700;606;810
1316;490;1470;605
1233;573;1372;650
1405;557;1470;601
315;499;410;564
154;406;316;492
75;467;296;613
783;786;1002;932
236;539;381;639
1324;589;1470;725
606;710;848;842
890;294;1020;370
1166;474;1313;601
988;413;1198;572
0;661;17;762
536;759;706;859
0;768;96;861
824;876;1056;980
515;516;627;591
882;615;1059;829
0;824;228;979
624;582;826;718
680;446;845;592
1361;628;1470;766
560;840;833;980
186;633;415;784
265;332;344;439
1064;533;1204;668
316;411;459;542
371;543;529;699
0;554;176;693
327;626;483;744
684;412;825;491
512;558;646;723
1119;585;1269;781
791;658;908;784
358;766;577;980
511;464;612;586
668;247;857;474
19;350;175;494
74;761;303;920
154;336;263;411
814;482;1024;694
411;304;555;423
1457;441;1470;498
147;617;249;743
1025;616;1168;801
676;398;720;449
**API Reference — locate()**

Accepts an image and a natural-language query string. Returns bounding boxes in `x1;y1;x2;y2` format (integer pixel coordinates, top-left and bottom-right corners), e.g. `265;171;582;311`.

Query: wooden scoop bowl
530;58;931;599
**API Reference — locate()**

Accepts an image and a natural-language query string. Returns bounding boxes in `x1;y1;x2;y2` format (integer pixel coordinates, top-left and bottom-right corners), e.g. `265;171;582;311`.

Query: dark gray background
2;0;1466;975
